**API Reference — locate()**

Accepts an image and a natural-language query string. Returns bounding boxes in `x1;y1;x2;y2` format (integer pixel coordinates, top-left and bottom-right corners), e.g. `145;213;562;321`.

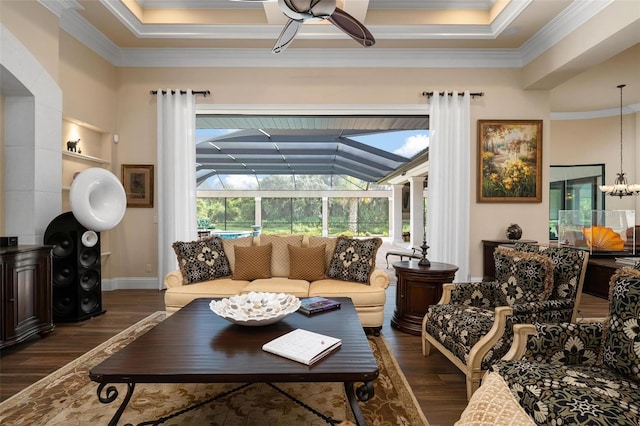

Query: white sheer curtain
426;91;471;281
157;89;197;289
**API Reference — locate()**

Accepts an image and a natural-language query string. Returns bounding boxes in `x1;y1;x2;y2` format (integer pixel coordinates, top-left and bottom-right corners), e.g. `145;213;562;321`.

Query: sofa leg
364;326;381;336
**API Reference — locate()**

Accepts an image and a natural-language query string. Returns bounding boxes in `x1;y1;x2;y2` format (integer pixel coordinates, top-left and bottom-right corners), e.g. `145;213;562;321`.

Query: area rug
0;312;429;426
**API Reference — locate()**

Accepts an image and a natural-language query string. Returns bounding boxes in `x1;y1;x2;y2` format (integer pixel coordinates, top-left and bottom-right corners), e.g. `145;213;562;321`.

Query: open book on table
262;328;342;365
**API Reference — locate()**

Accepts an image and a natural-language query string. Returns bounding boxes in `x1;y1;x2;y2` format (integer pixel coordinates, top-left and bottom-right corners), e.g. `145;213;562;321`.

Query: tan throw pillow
172;236;231;284
309;236;338;269
259;235;303;277
288;244;326;281
232;243;272;281
222;235;253;271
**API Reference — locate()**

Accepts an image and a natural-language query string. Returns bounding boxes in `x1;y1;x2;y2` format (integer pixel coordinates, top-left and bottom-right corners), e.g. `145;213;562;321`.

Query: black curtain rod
422;91;484;98
150;90;211;97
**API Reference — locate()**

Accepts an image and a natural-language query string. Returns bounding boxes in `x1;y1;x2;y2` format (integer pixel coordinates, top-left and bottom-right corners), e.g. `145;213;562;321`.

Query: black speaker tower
44;212;105;322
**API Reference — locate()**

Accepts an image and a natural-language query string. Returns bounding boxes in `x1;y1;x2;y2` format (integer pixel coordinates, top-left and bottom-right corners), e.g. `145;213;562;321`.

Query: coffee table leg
96;382;136;426
344;381;374;426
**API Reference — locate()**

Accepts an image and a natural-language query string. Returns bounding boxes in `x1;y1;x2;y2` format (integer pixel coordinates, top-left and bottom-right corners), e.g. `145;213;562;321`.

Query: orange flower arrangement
581;226;624;251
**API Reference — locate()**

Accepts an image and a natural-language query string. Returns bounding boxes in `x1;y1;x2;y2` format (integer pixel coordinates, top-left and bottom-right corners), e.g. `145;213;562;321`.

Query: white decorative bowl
209;292;301;326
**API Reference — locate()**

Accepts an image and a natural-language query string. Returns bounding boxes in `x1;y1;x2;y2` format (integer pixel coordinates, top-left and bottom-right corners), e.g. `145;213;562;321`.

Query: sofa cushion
599;267;640;383
327;236;382;284
222;235;253;272
494;247;554;305
241;277;310;298
288;244;326;281
232;243;272;280
258;234;303;277
425;303;508;371
172;236;231;284
164;278;250;308
308;236;338;269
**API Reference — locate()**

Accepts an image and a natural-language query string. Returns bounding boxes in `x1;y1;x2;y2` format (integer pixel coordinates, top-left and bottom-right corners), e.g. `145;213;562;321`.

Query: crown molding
118;47;522;68
520;0;614;65
37;0;82;18
138;0;496;10
370;0;494;10
490;0;533;36
49;0;606;71
98;0;504;41
550;104;640;120
59;8;122;65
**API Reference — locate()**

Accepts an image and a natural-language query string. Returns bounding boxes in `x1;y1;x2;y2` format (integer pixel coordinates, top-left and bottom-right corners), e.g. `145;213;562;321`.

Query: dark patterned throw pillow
494;247;554;305
326;236;382;284
172;236;231;284
599;267;640;382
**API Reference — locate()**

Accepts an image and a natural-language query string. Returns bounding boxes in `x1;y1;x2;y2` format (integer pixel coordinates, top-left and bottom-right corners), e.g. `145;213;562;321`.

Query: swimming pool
210;230;253;239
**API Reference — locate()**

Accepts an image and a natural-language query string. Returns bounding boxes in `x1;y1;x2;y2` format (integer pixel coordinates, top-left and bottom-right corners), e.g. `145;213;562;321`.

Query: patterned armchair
421;244;589;399
457;266;640;425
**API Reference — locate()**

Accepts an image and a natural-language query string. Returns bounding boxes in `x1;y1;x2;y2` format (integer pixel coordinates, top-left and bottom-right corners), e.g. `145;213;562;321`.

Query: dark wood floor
0;284;608;425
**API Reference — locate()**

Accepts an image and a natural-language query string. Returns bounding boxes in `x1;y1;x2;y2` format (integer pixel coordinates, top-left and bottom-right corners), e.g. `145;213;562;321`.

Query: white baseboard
102;277;161;291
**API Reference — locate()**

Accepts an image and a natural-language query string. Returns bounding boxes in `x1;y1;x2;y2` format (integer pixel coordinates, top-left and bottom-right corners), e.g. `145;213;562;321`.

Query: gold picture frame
122;164;154;208
477;120;542;203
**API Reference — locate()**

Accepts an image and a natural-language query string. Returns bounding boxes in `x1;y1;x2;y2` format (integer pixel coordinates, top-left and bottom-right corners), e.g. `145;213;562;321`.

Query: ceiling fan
231;0;376;53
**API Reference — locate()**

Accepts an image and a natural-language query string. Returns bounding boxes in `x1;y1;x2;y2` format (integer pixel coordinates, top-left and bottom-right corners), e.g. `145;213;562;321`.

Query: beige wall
0;1;59;81
551;113;640;213
112;66;551;279
0;93;4;234
59;32;118;132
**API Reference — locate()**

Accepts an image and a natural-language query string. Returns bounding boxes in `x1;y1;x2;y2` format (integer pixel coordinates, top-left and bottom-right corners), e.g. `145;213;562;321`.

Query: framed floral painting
122;164;154;208
477;120;542;202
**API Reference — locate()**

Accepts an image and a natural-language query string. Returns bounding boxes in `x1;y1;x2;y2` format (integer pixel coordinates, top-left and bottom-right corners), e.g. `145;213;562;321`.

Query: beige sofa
164;234;390;334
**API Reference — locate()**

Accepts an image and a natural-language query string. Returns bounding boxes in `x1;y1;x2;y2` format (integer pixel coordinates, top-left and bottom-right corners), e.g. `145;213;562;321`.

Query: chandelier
599;84;639;198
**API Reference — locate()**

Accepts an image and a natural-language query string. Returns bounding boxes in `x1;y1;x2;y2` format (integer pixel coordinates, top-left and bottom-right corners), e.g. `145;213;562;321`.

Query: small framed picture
121;164;154;208
477;120;542;203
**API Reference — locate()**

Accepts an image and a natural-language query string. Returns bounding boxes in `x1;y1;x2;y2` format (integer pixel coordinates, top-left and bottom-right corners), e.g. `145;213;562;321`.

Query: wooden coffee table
89;297;379;425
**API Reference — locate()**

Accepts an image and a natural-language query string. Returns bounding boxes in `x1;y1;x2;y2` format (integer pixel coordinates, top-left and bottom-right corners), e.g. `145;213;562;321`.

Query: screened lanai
194;114;430;243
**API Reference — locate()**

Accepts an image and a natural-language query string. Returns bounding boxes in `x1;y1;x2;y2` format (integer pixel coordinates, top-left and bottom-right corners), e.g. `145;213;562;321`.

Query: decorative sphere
506;224;523;241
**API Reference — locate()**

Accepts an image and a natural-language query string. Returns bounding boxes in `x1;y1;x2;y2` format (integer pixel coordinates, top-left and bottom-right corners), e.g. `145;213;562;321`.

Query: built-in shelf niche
61;118;115;271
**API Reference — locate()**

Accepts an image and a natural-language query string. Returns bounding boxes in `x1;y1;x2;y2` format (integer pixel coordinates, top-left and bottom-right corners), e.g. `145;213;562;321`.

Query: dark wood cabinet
1;245;55;349
482;240;537;281
583;257;619;299
391;261;458;335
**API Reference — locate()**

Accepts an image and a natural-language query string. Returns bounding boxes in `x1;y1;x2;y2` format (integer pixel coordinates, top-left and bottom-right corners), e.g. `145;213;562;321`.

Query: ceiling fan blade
328;7;375;47
272;19;302;54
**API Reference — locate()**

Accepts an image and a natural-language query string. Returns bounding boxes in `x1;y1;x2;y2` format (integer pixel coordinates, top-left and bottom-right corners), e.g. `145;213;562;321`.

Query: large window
261;198;322;235
328;197;389;236
197;197;255;230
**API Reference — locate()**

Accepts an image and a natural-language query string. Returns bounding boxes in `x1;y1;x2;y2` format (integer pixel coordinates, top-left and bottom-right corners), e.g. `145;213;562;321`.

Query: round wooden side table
391;260;459;335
